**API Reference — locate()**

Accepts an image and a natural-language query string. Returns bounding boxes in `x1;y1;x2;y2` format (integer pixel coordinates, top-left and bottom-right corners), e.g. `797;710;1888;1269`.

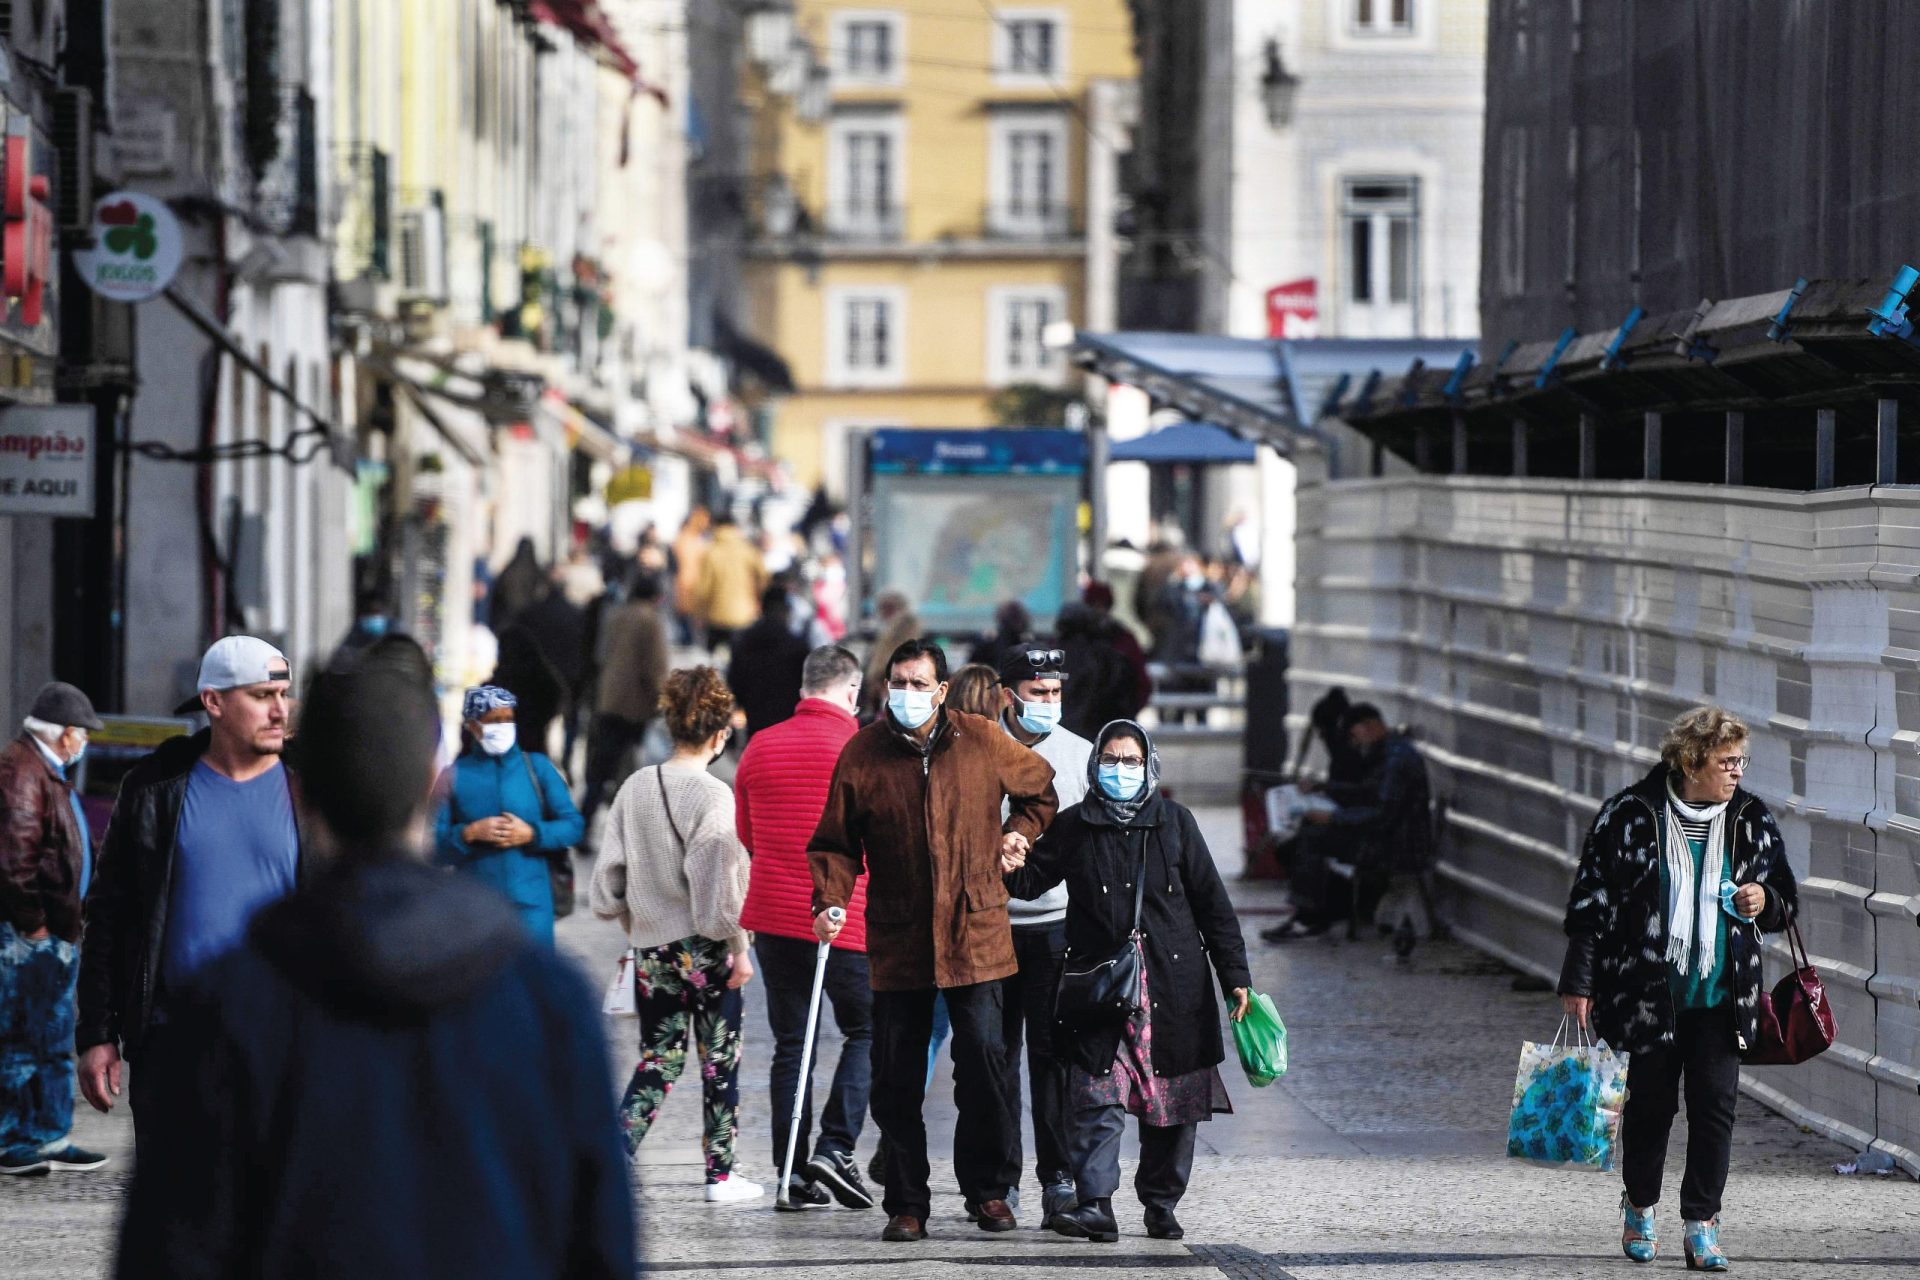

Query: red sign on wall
1265;278;1318;339
4;129;53;329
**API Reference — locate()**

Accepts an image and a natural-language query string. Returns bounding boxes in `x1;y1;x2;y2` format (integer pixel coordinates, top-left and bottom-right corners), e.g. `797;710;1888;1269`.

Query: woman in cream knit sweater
590;666;759;1201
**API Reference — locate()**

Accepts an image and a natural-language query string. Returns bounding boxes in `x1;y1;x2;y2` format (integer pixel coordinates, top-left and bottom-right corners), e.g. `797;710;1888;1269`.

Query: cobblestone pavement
4;807;1916;1279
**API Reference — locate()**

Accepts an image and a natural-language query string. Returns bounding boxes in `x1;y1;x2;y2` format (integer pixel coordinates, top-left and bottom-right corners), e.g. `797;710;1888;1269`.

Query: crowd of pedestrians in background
0;495;1810;1277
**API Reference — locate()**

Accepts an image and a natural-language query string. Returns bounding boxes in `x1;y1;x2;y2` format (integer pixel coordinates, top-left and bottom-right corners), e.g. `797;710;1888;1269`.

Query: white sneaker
704;1176;764;1203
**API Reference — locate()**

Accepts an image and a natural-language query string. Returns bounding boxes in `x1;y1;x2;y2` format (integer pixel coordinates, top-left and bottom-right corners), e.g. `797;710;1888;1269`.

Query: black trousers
871;982;1016;1221
1622;1004;1740;1221
1070;1102;1197;1211
953;922;1071;1191
581;713;649;825
757;934;872;1175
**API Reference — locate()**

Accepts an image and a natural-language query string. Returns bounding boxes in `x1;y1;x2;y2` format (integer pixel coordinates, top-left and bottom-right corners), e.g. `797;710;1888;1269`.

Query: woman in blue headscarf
1004;719;1252;1244
434;685;585;944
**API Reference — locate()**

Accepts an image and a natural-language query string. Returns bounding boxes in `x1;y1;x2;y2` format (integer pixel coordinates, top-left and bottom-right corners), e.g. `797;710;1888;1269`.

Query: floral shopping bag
1505;1019;1629;1171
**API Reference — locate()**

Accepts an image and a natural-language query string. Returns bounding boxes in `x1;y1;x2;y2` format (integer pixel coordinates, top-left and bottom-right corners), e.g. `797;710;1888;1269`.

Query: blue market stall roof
1332;276;1920;483
1110;421;1257;464
1069;331;1476;456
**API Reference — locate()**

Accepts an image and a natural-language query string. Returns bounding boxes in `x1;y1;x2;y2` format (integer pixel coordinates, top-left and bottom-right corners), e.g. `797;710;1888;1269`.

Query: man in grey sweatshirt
962;646;1093;1228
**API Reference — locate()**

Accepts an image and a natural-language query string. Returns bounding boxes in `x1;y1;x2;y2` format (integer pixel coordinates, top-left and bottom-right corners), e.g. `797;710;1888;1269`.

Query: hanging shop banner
0;404;94;517
72;191;183;302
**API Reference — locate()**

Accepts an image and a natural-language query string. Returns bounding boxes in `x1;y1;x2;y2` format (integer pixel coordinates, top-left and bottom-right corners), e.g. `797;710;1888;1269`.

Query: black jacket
1326;734;1432;874
727;616;811;738
116;859;635;1279
1006;792;1251;1078
1558;763;1798;1057
77;731;311;1057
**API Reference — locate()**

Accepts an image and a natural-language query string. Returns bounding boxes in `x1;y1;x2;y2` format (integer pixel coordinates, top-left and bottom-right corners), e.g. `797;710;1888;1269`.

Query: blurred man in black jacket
116;641;635;1279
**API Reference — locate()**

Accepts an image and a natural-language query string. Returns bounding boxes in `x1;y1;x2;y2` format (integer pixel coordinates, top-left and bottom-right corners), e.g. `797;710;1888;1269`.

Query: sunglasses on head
1020;649;1066;669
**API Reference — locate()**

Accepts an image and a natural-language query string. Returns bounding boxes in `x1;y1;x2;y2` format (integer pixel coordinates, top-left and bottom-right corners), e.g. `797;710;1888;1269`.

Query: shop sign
73;191;183;303
0;404;94;517
0;117;58;359
1265;278;1318;339
3;126;52;327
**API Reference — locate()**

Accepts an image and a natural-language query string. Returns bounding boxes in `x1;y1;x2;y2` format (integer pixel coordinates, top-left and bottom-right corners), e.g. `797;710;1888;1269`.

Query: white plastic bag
1199;600;1244;668
603;948;638;1017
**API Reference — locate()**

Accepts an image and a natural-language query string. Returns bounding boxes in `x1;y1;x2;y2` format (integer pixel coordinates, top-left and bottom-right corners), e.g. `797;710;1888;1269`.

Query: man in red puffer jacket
737;644;874;1212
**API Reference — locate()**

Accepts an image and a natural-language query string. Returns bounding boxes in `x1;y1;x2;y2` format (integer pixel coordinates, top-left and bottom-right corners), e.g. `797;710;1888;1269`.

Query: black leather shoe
1049;1197;1119;1243
1144;1206;1184;1240
881;1214;927;1242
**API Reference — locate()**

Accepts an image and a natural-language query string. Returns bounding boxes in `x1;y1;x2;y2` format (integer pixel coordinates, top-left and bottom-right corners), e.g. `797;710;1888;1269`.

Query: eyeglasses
1713;755;1749;773
1097;752;1145;768
1020;649;1066;669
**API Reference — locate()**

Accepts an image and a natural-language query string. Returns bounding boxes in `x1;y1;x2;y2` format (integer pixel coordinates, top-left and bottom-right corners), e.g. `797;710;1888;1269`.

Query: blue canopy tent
1108;421;1258;465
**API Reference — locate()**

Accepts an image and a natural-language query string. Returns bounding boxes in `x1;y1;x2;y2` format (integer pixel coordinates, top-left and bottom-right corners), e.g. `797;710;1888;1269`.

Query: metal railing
981;202;1083;240
822;203;905;241
255;85;320;238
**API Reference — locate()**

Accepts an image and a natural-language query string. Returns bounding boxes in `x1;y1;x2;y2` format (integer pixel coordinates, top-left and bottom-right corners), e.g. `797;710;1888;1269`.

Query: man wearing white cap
76;637;307;1153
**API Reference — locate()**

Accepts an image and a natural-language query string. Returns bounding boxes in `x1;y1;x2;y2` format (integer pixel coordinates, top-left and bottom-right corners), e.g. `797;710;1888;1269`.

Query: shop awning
1069;331;1477;456
538;392;628;464
1110;421;1258;465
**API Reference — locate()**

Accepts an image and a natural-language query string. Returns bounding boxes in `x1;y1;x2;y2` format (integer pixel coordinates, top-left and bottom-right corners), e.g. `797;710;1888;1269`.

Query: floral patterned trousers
620;935;744;1183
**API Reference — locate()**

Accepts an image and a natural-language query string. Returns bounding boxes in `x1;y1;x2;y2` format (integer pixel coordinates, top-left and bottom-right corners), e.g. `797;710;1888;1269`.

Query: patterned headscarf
462;684;518;723
1086;719;1161;825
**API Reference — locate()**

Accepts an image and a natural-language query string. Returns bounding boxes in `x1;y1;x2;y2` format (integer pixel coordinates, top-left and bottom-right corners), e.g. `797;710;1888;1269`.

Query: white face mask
1015;697;1061;736
888;688;937;730
478;723;518;756
65;732;87;767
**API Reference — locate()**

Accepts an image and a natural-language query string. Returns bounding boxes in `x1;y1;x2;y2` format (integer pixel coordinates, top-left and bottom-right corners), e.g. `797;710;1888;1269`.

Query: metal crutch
777;906;844;1208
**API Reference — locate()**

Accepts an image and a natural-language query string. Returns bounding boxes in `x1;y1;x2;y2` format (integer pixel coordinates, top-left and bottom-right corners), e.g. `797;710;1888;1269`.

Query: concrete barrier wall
1289;473;1920;1173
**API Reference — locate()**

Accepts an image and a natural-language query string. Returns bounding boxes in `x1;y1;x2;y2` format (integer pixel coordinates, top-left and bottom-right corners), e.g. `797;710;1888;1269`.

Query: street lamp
1260;39;1301;129
747;3;796;67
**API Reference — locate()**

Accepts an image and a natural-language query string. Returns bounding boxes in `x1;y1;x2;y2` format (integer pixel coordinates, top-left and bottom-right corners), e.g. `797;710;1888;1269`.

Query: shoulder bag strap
520;752;555;823
655;765;687;852
1129;831;1148;935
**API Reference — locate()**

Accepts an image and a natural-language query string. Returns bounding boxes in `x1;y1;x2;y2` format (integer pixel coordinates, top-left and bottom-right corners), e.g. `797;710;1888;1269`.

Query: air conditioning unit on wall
396;198;448;303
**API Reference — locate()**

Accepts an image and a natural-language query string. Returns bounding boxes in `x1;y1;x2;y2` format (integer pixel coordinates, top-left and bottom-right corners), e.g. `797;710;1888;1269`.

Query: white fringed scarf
1663;783;1728;980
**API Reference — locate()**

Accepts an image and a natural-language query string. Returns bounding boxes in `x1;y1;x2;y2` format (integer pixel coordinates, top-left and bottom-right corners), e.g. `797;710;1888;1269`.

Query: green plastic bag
1231;990;1288;1086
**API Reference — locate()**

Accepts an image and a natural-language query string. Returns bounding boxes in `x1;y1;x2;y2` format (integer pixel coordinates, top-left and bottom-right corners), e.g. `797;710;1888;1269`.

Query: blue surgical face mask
1015;697;1060;736
888;688;937;730
1098;762;1146;801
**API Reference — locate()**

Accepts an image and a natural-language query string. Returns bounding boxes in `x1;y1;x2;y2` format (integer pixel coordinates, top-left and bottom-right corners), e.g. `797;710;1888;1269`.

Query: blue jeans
0;923;79;1157
757;933;873;1174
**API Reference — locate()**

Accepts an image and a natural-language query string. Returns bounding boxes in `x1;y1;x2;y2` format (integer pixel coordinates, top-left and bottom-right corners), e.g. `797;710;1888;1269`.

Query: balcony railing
982;202;1083;240
256;85;320;238
332;144;393;282
823;203;905;241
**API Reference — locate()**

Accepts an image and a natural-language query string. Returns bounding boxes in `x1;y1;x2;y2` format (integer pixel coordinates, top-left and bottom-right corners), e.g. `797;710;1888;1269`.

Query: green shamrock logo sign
100;203;157;260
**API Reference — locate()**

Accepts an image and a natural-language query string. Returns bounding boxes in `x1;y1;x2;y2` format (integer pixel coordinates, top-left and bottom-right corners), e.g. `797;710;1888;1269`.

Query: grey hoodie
1001;715;1092;927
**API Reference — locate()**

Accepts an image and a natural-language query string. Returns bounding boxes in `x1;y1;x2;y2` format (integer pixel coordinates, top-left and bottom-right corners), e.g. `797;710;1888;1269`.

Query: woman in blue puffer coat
435;685;585;945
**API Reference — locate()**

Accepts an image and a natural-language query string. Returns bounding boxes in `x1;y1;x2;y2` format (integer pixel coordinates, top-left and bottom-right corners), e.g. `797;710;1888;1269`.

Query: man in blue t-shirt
76;636;306;1154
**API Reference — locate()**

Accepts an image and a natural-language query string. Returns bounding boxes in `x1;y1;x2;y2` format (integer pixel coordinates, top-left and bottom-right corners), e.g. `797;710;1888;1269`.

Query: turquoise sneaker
1620;1193;1657;1263
1684;1218;1729;1271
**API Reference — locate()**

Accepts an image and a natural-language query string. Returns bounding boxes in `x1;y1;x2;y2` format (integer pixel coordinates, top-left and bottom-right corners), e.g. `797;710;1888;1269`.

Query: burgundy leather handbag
1745;918;1836;1066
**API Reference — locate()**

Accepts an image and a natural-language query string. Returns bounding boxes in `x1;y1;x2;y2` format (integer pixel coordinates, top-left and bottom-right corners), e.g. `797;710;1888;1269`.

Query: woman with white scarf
1558;707;1799;1273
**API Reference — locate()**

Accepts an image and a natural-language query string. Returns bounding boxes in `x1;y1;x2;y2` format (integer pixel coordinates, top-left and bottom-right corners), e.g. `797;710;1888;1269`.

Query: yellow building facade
742;1;1137;493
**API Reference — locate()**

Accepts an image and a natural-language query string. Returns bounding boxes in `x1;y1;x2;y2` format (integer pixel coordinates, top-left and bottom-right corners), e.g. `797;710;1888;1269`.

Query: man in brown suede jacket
809;638;1056;1243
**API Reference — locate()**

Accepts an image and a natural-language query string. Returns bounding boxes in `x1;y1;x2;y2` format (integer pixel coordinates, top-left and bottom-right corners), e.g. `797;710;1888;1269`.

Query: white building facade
1187;0;1485;625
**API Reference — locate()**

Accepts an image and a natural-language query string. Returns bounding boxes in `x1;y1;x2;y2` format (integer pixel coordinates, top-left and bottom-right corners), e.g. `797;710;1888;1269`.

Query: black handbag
520;753;576;919
1053;840;1148;1027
